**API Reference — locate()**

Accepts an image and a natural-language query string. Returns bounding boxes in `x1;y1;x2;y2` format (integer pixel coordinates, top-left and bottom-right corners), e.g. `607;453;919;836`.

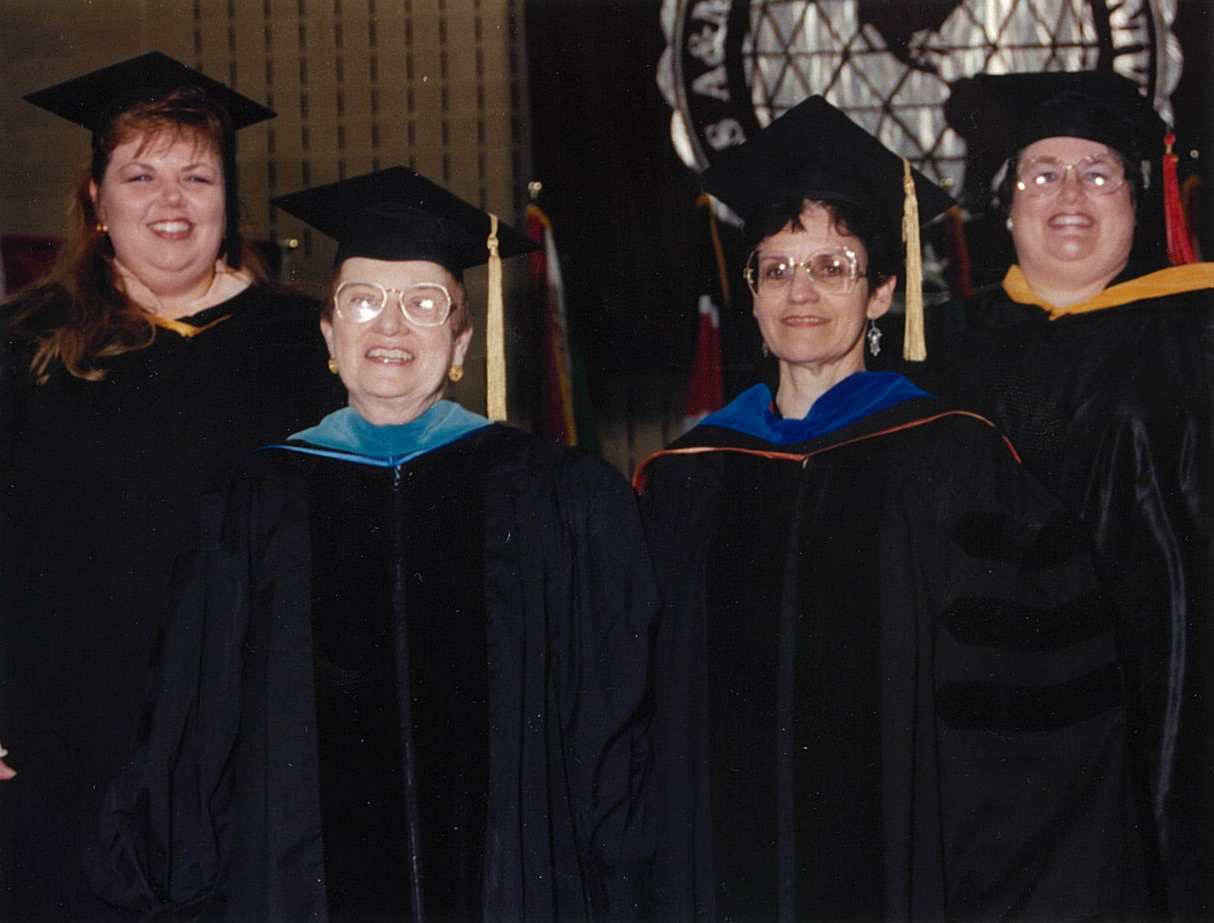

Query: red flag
683;295;723;428
683;195;729;430
526;202;578;445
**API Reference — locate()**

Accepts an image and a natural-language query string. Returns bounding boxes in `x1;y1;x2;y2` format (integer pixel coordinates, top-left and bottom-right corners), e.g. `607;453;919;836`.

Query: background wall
2;1;1211;476
0;0;532;423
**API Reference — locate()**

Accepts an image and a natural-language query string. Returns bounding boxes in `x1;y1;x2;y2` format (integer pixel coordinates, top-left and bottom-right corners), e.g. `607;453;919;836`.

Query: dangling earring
1005;217;1014;232
761;341;770;358
327;357;338;374
867;318;882;357
447;364;464;382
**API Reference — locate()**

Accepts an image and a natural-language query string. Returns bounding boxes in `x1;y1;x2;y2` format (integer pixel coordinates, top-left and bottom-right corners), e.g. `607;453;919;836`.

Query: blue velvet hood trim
700;372;931;446
275;401;494;467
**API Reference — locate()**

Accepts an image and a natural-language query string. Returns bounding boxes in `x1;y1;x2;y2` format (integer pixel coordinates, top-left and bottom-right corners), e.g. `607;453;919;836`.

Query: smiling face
90;129;227;302
322;257;473;426
1009;136;1136;301
752;203;894;380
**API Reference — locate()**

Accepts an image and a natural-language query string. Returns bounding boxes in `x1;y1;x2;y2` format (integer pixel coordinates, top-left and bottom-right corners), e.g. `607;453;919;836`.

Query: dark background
524;0;1214;422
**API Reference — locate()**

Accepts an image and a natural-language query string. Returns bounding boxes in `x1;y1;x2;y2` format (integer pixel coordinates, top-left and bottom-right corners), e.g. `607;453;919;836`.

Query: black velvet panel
308;440;491;923
705;448;885;923
705;455;795;920
936;661;1124;733
788;448;885;923
310;462;411;922
940;588;1112;652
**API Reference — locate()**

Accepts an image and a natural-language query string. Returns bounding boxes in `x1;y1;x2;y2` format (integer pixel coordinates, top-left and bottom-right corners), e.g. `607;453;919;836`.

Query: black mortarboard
274;167;537;421
271;166;537;274
701;95;955;236
23;51;275;137
945;70;1166;204
702;96;955;361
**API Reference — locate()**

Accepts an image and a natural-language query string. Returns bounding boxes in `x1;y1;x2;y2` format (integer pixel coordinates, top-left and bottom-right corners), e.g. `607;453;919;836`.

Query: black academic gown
876;271;1214;920
85;424;657;923
636;390;1140;923
0;284;337;923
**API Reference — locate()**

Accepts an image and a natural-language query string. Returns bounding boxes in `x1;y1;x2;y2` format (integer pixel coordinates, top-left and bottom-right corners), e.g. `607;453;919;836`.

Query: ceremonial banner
683;194;730;429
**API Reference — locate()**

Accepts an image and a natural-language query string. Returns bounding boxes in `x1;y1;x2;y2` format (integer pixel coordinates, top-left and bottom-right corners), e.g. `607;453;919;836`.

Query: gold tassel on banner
901;157;926;362
485;213;507;420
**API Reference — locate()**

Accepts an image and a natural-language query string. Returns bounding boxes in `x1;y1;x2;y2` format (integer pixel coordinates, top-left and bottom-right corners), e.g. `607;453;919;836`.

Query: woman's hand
0;741;15;779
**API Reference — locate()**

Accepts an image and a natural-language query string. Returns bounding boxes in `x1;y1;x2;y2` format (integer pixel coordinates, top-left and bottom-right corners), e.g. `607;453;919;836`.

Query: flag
526;202;588;447
684;295;723;427
0;234;61;296
683;194;729;430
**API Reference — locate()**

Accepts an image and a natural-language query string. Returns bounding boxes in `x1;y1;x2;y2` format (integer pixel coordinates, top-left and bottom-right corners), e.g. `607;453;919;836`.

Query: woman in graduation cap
0;53;336;922
634;96;1142;922
85;166;658;923
879;72;1214;920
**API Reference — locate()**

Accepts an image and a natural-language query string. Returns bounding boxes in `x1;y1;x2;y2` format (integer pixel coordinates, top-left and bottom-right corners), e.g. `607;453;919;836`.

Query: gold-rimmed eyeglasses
333;280;454;327
744;247;862;297
1015;155;1127;198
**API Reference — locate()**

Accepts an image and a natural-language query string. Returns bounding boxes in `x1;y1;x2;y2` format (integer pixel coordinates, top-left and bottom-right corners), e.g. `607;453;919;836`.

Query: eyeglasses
1015;155;1127;197
744;247;862;297
333;280;454;327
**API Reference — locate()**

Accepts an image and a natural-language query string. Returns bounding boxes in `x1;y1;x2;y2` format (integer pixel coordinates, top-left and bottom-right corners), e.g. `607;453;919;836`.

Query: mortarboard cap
701;95;955;236
702;96;955;361
274;167;538;421
945;71;1165;202
23;51;275;137
271;166;536;274
944;70;1194;267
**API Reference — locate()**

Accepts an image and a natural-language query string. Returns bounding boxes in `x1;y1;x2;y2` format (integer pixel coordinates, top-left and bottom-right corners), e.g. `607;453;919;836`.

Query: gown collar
699;371;930;446
282;401;494;467
1002;263;1214;319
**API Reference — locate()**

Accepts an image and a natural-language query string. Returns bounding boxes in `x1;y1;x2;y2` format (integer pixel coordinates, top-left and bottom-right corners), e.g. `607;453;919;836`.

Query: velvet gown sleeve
83;476;256;920
638;410;1140;922
1077;348;1214;910
552;456;658;909
482;443;659;922
905;419;1140;920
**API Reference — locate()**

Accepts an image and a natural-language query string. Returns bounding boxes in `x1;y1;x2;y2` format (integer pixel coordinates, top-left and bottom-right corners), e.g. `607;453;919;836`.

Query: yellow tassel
901;157;926;362
485;213;507;420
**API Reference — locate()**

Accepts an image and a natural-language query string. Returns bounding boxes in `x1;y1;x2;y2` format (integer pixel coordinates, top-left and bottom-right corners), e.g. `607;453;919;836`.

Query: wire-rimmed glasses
333;280;454;327
1015;155;1127;198
744;246;862;298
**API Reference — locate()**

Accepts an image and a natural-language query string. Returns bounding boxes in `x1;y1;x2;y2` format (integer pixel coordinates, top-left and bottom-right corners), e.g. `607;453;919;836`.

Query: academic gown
635;373;1140;923
0;284;338;923
84;403;658;923
875;265;1214;919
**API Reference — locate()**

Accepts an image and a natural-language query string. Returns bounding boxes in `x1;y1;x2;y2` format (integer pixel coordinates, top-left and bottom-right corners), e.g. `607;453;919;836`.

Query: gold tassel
901;157;926;362
485;212;507;420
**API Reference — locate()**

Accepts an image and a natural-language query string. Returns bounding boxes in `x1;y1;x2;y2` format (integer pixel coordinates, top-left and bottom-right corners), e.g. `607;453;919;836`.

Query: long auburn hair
4;86;263;383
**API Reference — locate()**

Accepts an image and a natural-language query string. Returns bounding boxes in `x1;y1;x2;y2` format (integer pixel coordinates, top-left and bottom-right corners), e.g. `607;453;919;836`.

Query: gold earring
447;364;464;382
327;357;338;374
95;221;108;234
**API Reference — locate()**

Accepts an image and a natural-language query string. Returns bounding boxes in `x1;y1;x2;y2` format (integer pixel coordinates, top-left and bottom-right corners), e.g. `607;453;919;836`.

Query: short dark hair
746;196;896;286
